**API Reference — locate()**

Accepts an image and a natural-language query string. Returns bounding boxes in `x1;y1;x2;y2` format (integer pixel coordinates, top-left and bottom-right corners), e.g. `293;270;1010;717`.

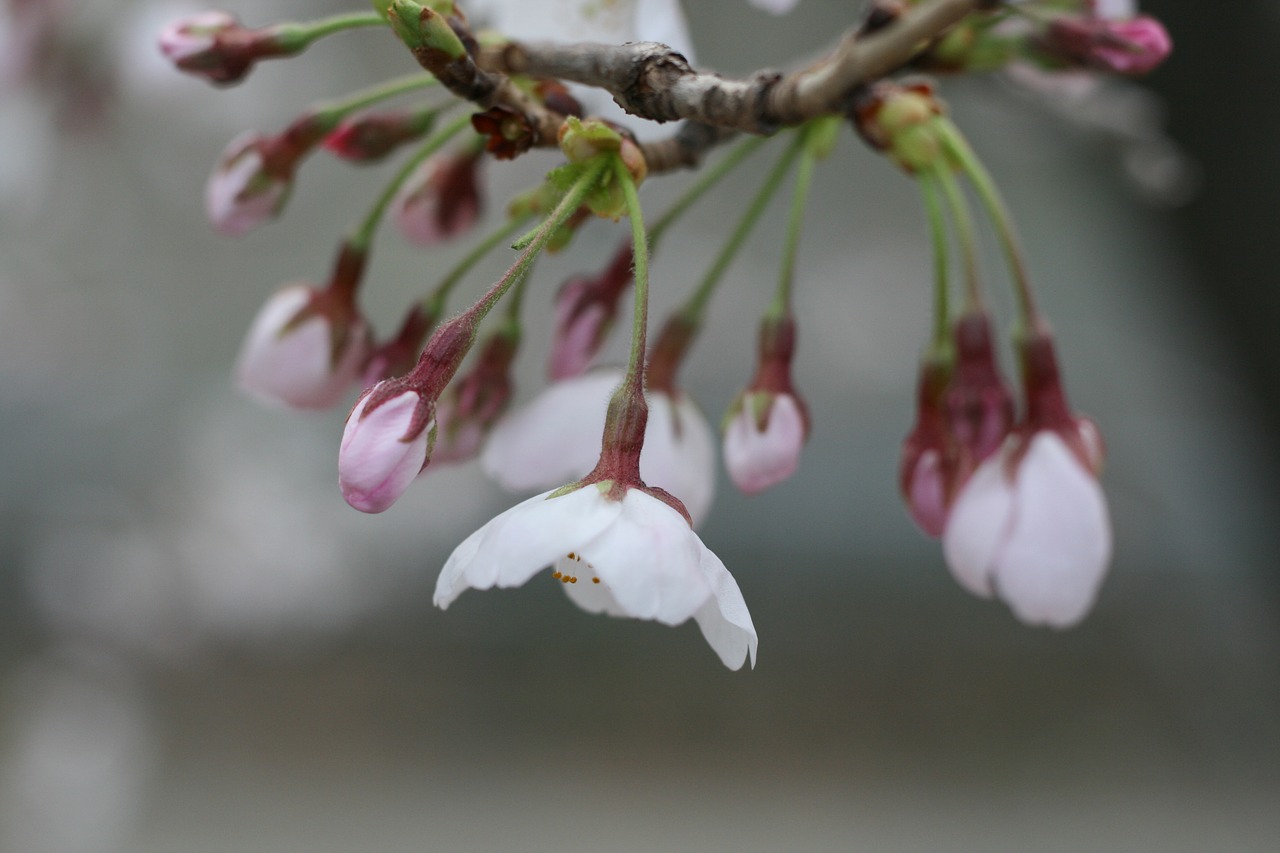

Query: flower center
551;551;601;585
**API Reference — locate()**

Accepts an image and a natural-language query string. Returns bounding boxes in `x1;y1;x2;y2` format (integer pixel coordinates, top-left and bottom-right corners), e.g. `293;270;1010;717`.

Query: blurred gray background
2;1;1277;851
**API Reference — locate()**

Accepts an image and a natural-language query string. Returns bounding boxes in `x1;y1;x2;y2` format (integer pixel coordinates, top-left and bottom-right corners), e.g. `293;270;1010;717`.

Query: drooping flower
480;369;716;525
435;485;756;668
945;310;1015;465
547;241;633;380
899;355;960;538
393;149;484;246
721;315;810;495
236;245;370;409
942;326;1111;627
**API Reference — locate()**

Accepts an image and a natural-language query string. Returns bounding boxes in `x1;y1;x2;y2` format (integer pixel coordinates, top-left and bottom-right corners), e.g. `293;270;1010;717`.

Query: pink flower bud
945;311;1015;465
393;151;483;246
157;11;290;85
236;247;370;409
1044;15;1172;76
899;357;967;538
205;132;290;236
547;243;633;380
339;383;432;513
721;315;811;496
323;110;434;163
723;392;807;495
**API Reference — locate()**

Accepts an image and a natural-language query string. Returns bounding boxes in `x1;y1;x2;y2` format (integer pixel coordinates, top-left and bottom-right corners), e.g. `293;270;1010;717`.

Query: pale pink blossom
480;369;716;525
338;384;432;513
235;284;368;409
722;392;806;495
942;431;1112;628
435;484;757;669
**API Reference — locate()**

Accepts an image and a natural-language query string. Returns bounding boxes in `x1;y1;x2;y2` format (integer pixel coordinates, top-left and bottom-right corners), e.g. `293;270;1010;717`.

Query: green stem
312;73;438;126
648;135;769;249
426;214;532;313
932;161;982;313
937;121;1040;325
277;12;387;48
348;112;473;251
918;172;952;353
615;158;650;394
680;132;806;324
470;159;611;322
771;128;819;319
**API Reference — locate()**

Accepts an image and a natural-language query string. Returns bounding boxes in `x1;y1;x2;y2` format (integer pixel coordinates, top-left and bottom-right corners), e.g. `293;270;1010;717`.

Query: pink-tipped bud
721;315;811;496
432;329;519;466
205;117;329;236
236;246;370;409
158;11;292;86
945;311;1015;465
548;243;633;380
1043;15;1172;76
393;151;483;246
723;392;808;496
323;110;435;163
899;356;966;538
339;383;433;513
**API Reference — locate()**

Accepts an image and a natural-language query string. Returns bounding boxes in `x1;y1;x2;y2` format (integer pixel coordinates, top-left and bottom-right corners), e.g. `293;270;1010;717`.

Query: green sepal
389;0;466;60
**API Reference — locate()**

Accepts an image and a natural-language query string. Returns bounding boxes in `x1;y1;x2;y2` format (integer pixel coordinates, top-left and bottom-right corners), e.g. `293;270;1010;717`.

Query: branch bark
476;0;989;135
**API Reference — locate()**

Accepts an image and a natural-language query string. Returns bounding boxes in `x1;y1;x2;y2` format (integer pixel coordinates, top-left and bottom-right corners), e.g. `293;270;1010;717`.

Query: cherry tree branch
476;0;991;135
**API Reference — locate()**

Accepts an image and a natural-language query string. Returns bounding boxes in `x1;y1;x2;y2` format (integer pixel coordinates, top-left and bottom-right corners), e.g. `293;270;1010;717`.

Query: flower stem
469;159;610;322
311;73;439;127
770;126;820;320
931;161;982;314
680;132;806;324
276;12;387;50
937;121;1040;326
615;157;650;397
648;135;769;249
917;172;952;354
422;214;532;318
348;112;472;251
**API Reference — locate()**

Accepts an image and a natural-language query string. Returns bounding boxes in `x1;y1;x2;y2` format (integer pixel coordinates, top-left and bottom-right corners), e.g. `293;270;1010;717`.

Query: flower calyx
552;117;648;220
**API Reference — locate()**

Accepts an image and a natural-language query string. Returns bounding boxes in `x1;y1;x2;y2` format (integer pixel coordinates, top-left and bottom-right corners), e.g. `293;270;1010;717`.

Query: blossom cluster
158;0;1171;667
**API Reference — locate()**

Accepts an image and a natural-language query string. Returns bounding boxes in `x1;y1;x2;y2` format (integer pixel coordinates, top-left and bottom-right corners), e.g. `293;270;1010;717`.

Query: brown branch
476;0;989;135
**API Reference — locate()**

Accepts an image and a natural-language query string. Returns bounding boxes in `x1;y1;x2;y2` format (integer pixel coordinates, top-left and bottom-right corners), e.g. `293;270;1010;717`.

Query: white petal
722;393;806;495
993;434;1112;628
574;490;709;624
433;487;622;608
481;370;621;491
942;449;1016;598
642;392;716;526
693;546;758;669
561;565;630;617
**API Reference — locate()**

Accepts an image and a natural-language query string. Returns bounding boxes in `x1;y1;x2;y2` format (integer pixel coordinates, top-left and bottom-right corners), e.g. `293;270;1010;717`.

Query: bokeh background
2;1;1278;851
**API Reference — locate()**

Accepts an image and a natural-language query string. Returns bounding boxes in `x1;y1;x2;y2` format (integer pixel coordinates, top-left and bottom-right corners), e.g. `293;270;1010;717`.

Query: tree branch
475;0;989;134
